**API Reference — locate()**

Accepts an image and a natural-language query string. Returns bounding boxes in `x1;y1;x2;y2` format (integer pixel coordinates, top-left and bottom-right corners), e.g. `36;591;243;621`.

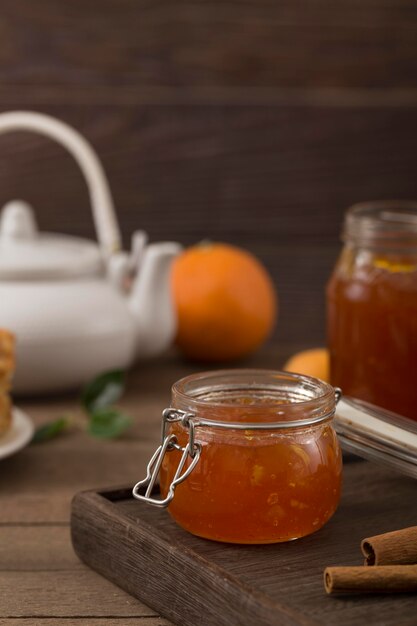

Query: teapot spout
129;241;182;358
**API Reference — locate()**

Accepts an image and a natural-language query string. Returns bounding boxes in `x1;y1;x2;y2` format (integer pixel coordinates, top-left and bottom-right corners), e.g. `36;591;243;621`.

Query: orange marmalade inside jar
159;370;342;544
327;202;417;420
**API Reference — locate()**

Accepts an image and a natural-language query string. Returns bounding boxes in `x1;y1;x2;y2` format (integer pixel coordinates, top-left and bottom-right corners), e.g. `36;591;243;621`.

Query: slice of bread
0;329;15;392
0;330;15;437
0;393;11;438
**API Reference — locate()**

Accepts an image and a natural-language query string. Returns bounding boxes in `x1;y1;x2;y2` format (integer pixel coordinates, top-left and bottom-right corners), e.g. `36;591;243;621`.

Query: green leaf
31;417;69;444
88;407;132;439
82;370;126;413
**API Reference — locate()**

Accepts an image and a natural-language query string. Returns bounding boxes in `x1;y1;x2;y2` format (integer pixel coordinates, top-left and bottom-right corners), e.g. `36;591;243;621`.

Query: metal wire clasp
132;409;201;508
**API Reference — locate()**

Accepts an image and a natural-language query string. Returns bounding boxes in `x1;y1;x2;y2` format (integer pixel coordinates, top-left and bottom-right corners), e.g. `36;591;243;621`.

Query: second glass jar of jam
327;202;417;420
133;370;342;544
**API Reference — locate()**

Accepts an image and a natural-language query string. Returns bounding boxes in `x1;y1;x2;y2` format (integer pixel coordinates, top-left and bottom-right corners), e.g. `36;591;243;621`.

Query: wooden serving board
71;460;417;626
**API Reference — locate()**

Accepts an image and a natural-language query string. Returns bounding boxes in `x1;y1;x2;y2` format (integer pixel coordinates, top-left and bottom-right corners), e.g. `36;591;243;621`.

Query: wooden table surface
1;349;295;626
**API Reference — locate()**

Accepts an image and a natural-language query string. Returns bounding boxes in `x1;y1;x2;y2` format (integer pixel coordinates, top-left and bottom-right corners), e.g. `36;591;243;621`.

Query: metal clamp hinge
132;409;201;508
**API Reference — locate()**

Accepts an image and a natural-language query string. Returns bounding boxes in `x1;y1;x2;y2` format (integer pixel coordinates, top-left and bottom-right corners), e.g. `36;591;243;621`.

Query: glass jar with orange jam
327;202;417;420
133;370;342;544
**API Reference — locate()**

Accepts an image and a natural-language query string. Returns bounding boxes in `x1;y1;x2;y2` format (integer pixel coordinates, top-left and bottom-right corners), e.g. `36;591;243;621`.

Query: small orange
284;348;329;383
172;242;278;361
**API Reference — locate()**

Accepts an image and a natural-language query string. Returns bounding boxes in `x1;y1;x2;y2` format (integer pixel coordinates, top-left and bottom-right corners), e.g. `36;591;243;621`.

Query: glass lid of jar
335;396;417;480
0;200;103;280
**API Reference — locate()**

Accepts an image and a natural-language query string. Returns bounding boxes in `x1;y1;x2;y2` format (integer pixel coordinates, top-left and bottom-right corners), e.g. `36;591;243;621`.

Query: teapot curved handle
0;110;121;256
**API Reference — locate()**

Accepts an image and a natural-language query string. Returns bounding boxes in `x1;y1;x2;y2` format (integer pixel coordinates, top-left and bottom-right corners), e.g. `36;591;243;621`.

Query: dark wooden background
1;0;417;349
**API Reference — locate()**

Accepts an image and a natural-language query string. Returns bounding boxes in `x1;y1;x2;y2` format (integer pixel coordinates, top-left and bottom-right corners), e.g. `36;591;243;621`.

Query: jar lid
335;396;417;480
0;201;103;280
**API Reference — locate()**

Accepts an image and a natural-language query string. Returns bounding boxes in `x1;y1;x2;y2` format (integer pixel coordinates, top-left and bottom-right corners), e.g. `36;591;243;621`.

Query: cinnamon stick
324;565;417;595
362;526;417;566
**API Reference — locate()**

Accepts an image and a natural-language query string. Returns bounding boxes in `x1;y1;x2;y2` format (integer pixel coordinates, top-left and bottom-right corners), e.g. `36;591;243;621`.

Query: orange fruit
284;348;329;383
172;242;278;361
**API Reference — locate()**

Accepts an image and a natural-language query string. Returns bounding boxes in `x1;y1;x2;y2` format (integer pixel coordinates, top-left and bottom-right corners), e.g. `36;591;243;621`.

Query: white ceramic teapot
0;111;181;394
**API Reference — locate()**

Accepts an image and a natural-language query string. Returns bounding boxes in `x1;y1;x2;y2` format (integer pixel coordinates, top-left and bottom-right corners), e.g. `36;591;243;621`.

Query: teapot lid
0;201;103;280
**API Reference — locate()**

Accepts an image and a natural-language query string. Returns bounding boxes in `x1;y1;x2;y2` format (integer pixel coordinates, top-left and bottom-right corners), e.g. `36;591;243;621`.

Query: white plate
0;407;34;460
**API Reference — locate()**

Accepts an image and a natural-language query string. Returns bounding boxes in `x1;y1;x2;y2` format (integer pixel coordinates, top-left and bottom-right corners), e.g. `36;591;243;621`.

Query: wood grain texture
1;0;417;98
0;105;416;244
0;615;171;626
0;571;156;618
0;491;74;525
0;526;80;570
0;443;157;523
0;104;416;346
71;463;417;626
